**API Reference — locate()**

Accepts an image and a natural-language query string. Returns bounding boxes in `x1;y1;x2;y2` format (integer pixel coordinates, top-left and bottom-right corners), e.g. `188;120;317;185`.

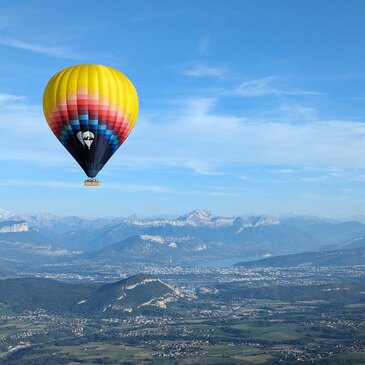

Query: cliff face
0;221;29;233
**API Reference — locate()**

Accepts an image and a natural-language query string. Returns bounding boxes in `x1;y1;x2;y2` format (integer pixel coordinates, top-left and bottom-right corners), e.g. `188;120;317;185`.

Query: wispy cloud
102;183;169;193
272;168;296;174
0;93;24;103
0;96;67;165
184;63;226;79
3;90;365;183
131;11;181;23
120;98;365;174
266;104;317;122
231;77;322;97
239;175;249;181
0;37;82;59
183;159;227;176
0;180;81;189
300;176;329;183
182;188;242;197
198;34;210;55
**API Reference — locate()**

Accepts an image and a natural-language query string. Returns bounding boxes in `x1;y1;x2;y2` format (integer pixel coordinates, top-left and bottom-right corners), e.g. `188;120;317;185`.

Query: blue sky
1;0;365;218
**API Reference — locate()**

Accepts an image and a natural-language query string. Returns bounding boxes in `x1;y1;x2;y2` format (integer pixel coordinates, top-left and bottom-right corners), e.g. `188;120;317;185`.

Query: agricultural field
0;293;364;365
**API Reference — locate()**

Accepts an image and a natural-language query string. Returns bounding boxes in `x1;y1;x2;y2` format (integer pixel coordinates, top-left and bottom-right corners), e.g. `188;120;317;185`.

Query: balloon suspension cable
84;178;101;187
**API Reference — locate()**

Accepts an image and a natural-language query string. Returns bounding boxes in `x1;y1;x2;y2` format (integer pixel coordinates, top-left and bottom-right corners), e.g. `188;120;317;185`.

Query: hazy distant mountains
235;227;365;268
0;223;78;271
88;234;217;263
0;274;182;316
1;208;365;265
51;210;285;255
235;247;365;268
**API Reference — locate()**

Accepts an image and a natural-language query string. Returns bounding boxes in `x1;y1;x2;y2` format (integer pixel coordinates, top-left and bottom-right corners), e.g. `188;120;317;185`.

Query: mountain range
1;208;365;266
235;246;365;268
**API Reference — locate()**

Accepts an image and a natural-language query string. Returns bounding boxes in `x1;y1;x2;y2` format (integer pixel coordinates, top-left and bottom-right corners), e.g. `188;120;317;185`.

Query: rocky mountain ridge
2;208;365;266
0;221;28;233
0;274;182;316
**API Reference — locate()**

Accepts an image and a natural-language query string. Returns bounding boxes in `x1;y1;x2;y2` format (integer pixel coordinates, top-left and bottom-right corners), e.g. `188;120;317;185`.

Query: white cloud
3;93;365;179
184;63;226;79
233;77;277;97
231;77;322;97
117;98;365;174
0;180;82;189
181;188;242;197
183;159;227;175
300;176;329;183
273;168;296;174
239;175;249;181
198;35;210;54
0;97;68;165
102;183;169;193
131;11;181;23
265;104;317;122
0;93;24;103
0;37;82;59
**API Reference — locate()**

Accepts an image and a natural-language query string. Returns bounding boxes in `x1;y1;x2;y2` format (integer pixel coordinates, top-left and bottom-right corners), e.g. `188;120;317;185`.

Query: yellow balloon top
43;64;138;140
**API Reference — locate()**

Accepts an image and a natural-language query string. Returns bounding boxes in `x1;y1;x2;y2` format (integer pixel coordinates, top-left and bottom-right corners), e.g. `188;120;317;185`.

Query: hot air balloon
42;64;139;186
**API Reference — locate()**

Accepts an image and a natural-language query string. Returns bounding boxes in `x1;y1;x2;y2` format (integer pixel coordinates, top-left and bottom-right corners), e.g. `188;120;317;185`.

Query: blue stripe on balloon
58;125;119;146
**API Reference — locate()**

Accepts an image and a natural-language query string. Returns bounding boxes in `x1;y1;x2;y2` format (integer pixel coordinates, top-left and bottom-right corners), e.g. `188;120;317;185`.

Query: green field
0;276;364;365
0;300;364;365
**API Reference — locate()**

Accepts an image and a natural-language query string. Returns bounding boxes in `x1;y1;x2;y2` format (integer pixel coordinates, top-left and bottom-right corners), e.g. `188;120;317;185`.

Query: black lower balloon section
63;133;116;178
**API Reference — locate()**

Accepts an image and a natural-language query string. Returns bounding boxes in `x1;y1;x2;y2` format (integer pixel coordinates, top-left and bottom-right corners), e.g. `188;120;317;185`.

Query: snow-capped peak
178;209;212;225
0;208;14;220
140;235;165;244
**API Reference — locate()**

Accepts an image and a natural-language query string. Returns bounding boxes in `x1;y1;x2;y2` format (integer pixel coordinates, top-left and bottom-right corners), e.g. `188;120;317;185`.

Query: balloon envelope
43;64;139;178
